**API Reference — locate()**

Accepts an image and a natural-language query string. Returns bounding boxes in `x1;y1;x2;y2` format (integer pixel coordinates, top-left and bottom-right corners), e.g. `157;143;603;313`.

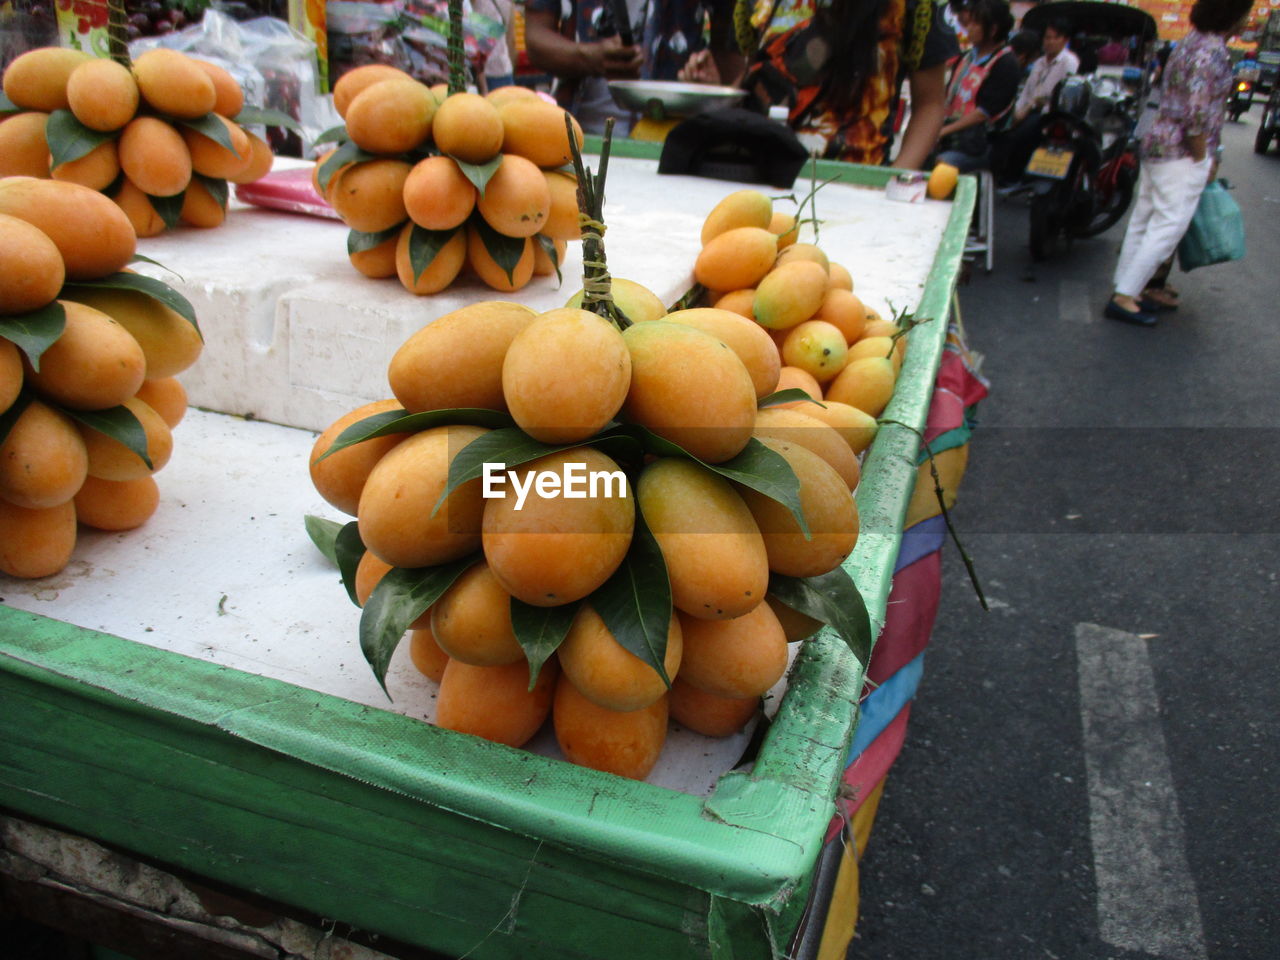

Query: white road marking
1075;623;1208;960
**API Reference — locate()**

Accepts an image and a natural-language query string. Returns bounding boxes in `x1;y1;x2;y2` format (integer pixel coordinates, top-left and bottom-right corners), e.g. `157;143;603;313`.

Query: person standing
934;0;1020;172
1105;0;1253;326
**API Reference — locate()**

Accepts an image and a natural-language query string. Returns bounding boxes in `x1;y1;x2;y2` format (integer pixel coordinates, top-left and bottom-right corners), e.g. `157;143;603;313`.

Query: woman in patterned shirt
1106;0;1254;327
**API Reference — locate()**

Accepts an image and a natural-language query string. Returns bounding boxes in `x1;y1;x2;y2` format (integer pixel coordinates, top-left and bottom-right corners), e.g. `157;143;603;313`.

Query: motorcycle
1228;77;1254;120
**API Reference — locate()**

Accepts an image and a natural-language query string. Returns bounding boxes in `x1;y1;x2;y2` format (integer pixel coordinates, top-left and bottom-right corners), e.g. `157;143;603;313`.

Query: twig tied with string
106;0;131;67
447;0;466;94
565;115;629;329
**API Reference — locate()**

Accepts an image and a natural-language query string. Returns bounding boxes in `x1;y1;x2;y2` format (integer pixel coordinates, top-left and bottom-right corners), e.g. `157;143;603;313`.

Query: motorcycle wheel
1256;116;1274;154
1078;165;1136;237
1029;192;1055;262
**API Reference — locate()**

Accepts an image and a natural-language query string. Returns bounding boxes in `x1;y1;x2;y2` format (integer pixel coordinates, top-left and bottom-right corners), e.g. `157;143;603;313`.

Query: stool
963;168;996;274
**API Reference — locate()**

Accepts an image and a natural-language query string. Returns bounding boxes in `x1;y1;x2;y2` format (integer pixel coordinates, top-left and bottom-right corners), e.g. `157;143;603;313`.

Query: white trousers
1112;155;1212;297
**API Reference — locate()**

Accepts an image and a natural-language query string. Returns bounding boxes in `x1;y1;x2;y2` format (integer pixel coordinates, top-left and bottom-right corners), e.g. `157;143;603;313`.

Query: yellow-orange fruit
861;317;903;341
669;678;759;737
309;398;410;516
466;226;535;292
61;279;204;380
827;262;854;291
501;307;630;443
79;396;173;482
0;112;51;178
73;474;159;531
621;321;757;463
0;213;63;315
192;59;244;118
553;677;667;781
798;400;878;456
677;604;788;699
700;189;773;245
694;226;778;291
660;307;780;400
1;340;22;412
179;178;226;228
486;84;537;108
51;139;120;190
345;78;437;155
433;92;504;164
118;116;192;198
66;58;139;131
112;179;167;238
928;162;959;200
824;356;897;417
774;366;823;403
847;334;903;376
753;407;860;491
437;658;558;749
637;458;768;620
389;300;536;413
556;606;682;712
228;131;273;184
132;48;216;119
395;222;467;295
766;595;824;643
481;446;634;607
356;424;489;568
2;47;90;111
738;437;859;577
403;155;476;231
476;154;550;237
0;498;76;579
333;64;415;118
498;98;583;167
713;289;756;321
775;242;829;272
349;230;399;278
753;259;830;331
769;210;799;248
134;377;187;429
408;627;449;682
0;178;135;279
329;158;411;234
353;551;433;629
541;170;580;240
781;319;849;383
532;237;566;276
565;278;666;324
431;562;525;666
813;288;866;343
0;399;87;509
180;114;252;180
23;301;145;410
428;82;449;103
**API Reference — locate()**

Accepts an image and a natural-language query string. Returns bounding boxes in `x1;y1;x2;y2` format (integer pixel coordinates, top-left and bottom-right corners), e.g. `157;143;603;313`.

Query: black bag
658;107;810;188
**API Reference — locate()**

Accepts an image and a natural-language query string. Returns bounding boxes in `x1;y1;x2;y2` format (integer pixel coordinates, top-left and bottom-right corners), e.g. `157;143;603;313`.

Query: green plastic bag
1178;178;1246;271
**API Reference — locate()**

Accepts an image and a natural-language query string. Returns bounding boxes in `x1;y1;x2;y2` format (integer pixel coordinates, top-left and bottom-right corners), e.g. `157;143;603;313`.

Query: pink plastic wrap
234;167;342;220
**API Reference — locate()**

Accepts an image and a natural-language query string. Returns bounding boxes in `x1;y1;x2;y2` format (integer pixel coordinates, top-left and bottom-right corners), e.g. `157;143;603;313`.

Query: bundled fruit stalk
306;136;870;783
0;37;277;238
315;62;585;295
0;177;202;579
695;188;913;427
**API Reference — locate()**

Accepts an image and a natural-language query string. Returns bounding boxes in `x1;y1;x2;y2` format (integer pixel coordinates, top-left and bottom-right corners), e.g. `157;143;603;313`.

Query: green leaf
758;388;825;409
510;598;580;691
360;556;476;695
177;113;234;151
768;567;871;667
535;233;563;285
348;223;403;255
233;105;303;131
65;405;152;470
335;523;366;606
0;302;66;372
311;124;349;146
470;214;526;284
317;140;377;194
130;253;176;273
45;109;116;168
64;272;199;335
589;509;673;686
304;514;344;565
195;173;229;210
0;89;18;114
406;224;460;283
316;407;515;464
146;191;185;231
452;154;503;197
0;392;32;446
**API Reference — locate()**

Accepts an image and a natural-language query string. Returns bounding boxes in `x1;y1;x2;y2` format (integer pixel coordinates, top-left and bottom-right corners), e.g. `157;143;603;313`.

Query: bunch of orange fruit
307;178;876;781
0;176;202;579
0;46;273;237
315;65;585;295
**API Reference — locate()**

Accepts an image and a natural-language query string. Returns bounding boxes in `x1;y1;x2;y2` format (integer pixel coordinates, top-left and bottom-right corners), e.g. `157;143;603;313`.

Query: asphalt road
852;118;1279;959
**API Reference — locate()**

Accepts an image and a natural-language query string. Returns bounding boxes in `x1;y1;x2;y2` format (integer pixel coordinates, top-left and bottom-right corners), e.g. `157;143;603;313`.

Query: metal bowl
607;80;746;120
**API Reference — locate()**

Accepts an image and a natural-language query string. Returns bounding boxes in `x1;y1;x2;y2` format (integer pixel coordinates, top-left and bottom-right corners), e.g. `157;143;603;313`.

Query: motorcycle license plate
1026;147;1073;179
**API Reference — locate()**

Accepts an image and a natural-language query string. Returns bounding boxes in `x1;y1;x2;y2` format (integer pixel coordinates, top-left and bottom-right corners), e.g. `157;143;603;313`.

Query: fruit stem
106;0;132;68
447;0;466;95
567;115;629;329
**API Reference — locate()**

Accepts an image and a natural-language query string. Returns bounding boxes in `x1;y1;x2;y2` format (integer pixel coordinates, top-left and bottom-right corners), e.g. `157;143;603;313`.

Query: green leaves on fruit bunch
0;303;66;373
63;268;201;336
0;89;18;115
45;110;116;168
768;570;871;668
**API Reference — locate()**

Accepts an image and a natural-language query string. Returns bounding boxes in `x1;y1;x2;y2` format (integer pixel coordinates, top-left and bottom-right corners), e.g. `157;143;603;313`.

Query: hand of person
678;49;722;84
586;36;644;79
